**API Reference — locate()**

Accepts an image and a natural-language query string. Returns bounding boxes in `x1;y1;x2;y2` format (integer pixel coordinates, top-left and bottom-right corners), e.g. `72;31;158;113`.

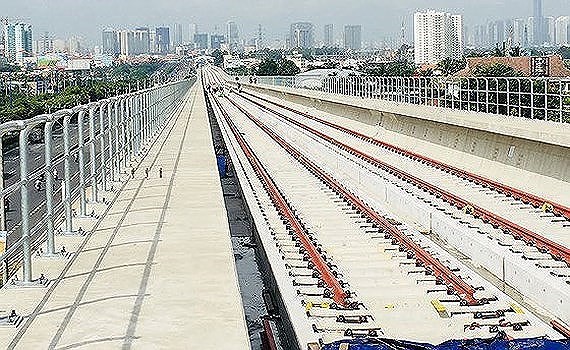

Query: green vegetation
211;49;224;67
436;58;467;76
362;61;416;77
0;63;20;73
0;62;164;123
256;58;300;76
559;46;570;59
472;63;524;77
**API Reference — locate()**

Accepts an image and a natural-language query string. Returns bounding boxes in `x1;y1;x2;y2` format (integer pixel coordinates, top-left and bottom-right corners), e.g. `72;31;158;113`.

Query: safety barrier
234;74;570;123
0;78;193;286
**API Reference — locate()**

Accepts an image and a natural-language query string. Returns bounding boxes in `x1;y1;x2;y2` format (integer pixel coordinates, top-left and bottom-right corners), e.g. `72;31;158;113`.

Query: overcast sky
2;0;569;45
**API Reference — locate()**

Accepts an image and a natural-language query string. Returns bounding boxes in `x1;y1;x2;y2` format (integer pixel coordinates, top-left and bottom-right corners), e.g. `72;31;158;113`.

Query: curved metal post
99;102;108;191
19;117;46;282
63;113;74;233
114;99;121;178
77;110;87;216
44;118;56;255
88;105;98;202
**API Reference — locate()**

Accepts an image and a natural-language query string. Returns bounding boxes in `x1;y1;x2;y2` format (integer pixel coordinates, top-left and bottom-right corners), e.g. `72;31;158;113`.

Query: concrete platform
0;82;250;349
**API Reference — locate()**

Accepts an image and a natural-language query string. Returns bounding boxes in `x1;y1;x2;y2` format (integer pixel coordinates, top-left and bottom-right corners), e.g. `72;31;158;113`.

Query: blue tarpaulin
216;155;227;178
322;332;570;350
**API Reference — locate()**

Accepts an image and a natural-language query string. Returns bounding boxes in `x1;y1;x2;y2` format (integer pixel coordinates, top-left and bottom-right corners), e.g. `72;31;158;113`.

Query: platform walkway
0;81;250;349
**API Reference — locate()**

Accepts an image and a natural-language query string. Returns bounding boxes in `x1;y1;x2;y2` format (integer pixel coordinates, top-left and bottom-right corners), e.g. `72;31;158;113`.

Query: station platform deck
0;81;251;349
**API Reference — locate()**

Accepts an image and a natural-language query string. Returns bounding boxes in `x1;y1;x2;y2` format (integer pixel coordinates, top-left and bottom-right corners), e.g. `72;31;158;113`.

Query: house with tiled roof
454;55;570;77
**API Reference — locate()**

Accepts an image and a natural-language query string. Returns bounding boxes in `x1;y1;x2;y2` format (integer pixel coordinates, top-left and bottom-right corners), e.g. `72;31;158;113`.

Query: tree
559;46;570;59
0;63;20;73
256;58;300;76
210;49;224;67
436;58;466;76
256;59;280;76
472;63;523;77
277;59;301;75
363;61;416;77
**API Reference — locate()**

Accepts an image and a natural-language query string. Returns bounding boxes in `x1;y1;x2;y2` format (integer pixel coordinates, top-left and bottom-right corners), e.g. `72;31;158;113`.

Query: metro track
203;69;565;344
240;89;570;223
221;86;570;335
237;90;570;265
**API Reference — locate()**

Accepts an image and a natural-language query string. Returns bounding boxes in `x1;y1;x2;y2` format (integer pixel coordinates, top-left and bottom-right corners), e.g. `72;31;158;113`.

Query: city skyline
2;0;569;47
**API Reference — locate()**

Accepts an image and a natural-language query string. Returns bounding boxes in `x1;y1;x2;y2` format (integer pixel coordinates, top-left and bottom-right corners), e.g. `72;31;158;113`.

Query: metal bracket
37;246;74;260
7;274;50;289
56;227;87;237
0;310;23;328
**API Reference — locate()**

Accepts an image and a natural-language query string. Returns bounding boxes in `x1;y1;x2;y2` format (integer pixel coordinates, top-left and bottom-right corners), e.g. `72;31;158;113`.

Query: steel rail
236;91;570;265
209;92;349;307
241;90;570;221
223;93;482;306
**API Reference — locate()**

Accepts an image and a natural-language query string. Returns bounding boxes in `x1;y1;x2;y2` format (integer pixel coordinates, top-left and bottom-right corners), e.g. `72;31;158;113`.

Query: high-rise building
34;31;54;55
193;33;208;49
527;17;535;44
210;34;225;50
545;16;555;44
226;21;239;53
102;29;119;56
486;20;506;46
117;30;135;56
290;22;314;49
343;25;362;51
133;27;151;55
414;10;463;64
189;23;198;45
324;24;334;47
555;16;570;46
68;36;81;54
512;19;527;46
4;22;32;63
172;23;183;47
156;27;170;55
533;0;545;45
473;24;488;47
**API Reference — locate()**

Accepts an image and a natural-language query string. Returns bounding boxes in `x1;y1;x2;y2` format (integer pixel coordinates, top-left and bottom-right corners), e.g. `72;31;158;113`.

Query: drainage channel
207;92;284;349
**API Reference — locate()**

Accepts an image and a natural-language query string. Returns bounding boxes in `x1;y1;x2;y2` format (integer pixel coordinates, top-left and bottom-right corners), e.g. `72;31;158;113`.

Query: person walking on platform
159;167;163;179
145;168;149;179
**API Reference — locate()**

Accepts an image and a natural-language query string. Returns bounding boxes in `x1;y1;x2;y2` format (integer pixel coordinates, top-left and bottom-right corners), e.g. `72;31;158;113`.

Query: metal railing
0;78;193;286
236;75;570;123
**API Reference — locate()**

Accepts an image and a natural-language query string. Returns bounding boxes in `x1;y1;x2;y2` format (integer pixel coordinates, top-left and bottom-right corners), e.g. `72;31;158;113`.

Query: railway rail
203;68;564;345
223;86;570;333
237;90;570;265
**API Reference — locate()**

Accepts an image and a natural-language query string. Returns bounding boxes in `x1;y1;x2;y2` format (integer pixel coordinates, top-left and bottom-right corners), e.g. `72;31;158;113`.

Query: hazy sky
2;0;569;45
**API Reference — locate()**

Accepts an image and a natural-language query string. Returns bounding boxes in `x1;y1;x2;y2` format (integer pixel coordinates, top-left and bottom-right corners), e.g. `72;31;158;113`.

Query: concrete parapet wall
244;83;570;207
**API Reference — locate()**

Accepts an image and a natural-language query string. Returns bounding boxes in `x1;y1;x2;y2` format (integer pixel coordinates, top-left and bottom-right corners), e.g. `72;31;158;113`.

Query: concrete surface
0;81;250;349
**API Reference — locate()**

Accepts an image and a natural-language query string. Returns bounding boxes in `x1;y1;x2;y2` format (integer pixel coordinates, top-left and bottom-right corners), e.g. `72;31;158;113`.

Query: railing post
44;118;56;255
100;102;109;191
63;113;74;234
19;125;32;282
531;79;534;119
88;105;98;202
121;98;128;170
77;110;87;216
